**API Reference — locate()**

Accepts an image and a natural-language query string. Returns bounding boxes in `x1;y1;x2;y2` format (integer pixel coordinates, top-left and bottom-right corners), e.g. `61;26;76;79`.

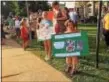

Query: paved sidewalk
2;39;71;82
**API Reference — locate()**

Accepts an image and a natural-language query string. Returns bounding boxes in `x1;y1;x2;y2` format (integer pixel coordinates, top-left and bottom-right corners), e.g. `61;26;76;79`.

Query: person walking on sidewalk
40;11;52;61
20;18;29;50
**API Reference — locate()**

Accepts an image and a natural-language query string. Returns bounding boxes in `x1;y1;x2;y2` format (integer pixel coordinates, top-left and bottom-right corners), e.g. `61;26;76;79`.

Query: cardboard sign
52;31;89;57
37;27;54;41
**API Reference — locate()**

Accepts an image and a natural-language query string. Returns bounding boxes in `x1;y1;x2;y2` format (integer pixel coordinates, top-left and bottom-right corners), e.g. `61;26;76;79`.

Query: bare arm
102;17;105;29
56;11;68;21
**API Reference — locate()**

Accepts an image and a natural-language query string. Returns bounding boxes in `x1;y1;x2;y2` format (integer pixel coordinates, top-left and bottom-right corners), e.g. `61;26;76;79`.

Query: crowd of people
1;1;109;77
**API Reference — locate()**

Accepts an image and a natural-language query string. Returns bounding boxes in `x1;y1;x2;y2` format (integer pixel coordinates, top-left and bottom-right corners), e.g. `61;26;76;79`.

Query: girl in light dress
40;11;52;61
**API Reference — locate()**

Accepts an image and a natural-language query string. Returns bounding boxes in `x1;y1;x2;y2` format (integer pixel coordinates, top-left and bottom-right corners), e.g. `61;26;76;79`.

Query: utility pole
26;1;29;18
25;1;32;43
96;1;102;68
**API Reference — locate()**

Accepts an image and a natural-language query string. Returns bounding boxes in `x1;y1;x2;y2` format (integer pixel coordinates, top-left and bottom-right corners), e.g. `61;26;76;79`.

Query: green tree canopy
1;1;50;18
1;1;20;17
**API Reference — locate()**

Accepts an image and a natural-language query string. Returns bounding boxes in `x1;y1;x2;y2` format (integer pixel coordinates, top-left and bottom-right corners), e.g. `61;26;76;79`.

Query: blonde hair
20;18;26;26
42;11;48;16
42;11;48;19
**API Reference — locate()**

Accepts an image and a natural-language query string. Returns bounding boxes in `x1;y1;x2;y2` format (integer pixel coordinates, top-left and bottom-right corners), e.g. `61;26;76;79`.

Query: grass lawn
16;24;109;82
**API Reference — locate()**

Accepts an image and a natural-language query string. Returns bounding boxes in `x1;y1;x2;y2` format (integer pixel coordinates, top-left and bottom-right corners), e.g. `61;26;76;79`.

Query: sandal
69;69;79;77
65;66;71;73
69;69;75;77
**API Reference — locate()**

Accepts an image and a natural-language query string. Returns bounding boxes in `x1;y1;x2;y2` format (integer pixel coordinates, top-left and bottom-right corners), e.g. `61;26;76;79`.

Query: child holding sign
40;11;52;61
64;19;79;76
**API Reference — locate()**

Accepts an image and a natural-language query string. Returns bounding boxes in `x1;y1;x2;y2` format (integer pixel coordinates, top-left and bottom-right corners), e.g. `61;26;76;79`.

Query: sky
47;1;76;8
48;1;65;5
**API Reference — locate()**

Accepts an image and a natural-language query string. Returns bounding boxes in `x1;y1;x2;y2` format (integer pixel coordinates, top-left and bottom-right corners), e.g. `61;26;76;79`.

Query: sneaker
65;66;71;73
69;69;75;77
45;55;50;61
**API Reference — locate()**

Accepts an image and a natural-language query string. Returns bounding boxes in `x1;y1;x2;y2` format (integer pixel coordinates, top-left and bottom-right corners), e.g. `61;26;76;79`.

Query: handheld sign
52;31;89;57
37;11;54;41
37;27;53;41
37;20;53;41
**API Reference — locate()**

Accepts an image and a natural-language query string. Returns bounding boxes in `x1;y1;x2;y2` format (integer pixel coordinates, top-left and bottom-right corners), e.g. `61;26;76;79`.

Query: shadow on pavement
2;72;24;78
